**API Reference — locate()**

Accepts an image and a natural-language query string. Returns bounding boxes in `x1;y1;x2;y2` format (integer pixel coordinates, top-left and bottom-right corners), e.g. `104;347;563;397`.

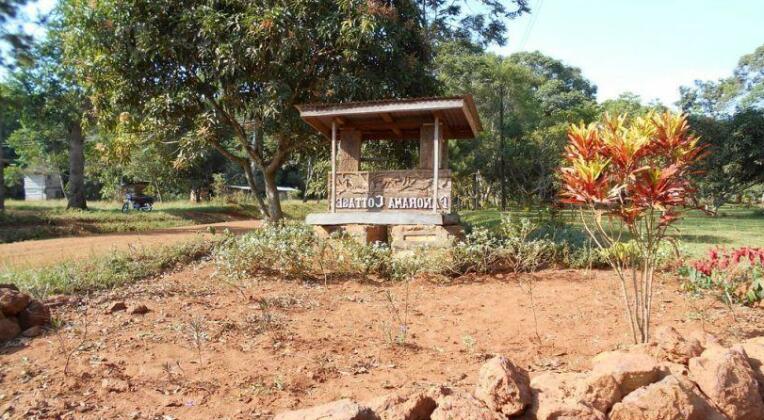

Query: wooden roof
295;96;482;141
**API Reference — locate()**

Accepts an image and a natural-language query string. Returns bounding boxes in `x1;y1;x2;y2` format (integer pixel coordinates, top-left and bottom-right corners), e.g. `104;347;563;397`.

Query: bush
213;223;317;279
682;247;764;305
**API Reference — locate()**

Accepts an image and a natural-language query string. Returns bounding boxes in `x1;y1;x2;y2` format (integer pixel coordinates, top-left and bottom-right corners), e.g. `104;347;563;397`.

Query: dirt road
0;219;260;270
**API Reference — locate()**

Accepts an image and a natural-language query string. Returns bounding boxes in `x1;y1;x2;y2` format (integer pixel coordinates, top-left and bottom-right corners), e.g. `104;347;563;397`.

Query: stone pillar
338;128;362;172
313;224;387;245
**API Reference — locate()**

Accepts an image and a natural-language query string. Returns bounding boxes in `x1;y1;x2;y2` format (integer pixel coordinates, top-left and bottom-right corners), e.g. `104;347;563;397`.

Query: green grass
461;206;764;259
1;236;220;297
0;199;325;243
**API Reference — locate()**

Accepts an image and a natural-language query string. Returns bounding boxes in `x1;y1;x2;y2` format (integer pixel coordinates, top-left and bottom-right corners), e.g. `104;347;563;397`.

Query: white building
23;172;64;200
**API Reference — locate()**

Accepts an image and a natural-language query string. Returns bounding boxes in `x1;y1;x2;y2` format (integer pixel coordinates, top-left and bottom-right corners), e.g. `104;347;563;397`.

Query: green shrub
213;222;317;279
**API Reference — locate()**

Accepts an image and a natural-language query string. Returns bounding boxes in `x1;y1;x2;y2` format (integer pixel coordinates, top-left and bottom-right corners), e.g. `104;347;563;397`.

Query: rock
127;304;150;315
740;336;764;395
17;300;50;330
526;372;606;420
610;375;726;420
0;284;18;291
656;362;690;380
274;399;376;420
0;316;21;341
688;345;764;419
577;373;622;413
430;391;501;420
21;326;44;338
474;355;531;416
591;351;660;396
364;391;436;420
0;288;31;316
687;330;722;350
107;302;127;313
101;378;130;393
652;326;703;364
45;295;79;308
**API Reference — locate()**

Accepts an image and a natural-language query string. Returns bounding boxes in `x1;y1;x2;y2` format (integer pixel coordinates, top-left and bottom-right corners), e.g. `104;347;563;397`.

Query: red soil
1;265;759;419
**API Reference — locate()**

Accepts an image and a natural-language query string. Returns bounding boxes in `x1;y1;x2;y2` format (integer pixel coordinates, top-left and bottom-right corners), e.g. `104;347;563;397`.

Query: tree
0;0;31;211
560;112;704;343
9;23;89;210
690;110;764;211
419;0;530;47
679;43;764;116
679;43;764;209
436;46;599;205
61;0;439;220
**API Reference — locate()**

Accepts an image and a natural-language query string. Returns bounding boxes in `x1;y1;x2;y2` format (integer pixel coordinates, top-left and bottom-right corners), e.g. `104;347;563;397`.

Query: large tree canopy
61;0;437;220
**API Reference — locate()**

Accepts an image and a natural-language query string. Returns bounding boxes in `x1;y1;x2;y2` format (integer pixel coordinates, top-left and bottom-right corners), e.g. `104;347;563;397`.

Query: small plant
462;335;477;354
682;246;764;305
55;315;90;376
559;111;704;343
186;316;208;364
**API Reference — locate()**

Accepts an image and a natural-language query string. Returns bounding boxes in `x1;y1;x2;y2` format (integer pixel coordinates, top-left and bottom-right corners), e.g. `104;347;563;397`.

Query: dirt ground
1;263;761;419
0;220;261;270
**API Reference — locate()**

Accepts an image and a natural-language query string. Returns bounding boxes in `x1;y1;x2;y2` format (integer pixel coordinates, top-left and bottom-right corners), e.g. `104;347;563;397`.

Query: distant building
23;172;64;200
228;185;301;200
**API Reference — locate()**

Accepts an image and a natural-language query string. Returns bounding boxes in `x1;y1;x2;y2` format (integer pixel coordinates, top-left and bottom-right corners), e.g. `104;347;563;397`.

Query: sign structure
332;170;451;212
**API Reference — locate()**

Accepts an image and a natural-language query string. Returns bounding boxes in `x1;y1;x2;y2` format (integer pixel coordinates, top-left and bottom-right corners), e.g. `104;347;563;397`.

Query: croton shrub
559;112;704;343
684;247;764;305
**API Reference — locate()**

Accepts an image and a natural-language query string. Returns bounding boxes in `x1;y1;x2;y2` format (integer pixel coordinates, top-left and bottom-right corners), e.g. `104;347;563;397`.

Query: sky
490;0;764;106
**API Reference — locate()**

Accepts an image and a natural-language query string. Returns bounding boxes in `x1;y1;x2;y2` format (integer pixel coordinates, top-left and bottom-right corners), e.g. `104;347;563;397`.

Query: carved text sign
331;170;451;212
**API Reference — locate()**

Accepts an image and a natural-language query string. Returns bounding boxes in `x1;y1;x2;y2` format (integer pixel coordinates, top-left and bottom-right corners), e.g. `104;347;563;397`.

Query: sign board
331;170;451;213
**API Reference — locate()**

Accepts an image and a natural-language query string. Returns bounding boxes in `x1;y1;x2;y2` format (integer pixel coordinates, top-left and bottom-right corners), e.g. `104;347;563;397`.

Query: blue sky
490;0;764;106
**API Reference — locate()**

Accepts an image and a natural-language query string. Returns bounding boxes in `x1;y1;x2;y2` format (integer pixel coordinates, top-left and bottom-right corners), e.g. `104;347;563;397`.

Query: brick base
389;224;465;251
313;224;388;245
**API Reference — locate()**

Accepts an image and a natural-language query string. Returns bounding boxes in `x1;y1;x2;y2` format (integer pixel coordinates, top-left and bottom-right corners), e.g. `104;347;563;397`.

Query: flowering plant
685;247;764;304
559;112;704;343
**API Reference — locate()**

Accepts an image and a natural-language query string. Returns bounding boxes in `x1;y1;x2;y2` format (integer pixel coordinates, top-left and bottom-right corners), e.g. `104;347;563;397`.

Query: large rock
0;288;31;316
576;373;622;413
652;326;703;364
688;345;764;420
740;336;764;395
527;372;606;420
430;390;501;420
364;391;436;420
17;300;51;330
610;375;725;420
591;351;660;396
474;355;531;416
274;399;376;420
0;315;21;341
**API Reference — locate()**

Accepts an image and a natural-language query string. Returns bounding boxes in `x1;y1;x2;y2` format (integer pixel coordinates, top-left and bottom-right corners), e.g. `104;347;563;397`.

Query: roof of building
295;95;482;141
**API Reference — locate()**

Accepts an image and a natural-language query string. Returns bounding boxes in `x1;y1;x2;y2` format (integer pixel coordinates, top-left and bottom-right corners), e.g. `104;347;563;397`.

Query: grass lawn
462;206;764;259
0;199;326;243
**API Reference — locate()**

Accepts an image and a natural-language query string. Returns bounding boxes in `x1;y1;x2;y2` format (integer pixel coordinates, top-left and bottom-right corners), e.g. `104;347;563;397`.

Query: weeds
3;236;218;297
55;315;90;376
186;316;208;365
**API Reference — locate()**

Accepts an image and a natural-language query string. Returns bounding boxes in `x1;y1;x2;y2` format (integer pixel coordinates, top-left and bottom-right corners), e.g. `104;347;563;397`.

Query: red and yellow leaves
559;112;704;227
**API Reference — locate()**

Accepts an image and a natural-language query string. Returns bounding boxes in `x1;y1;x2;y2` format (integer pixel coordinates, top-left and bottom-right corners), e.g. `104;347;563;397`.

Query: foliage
3;236;217;297
436;45;599;205
688;110;764;210
419;0;530;47
60;0;437;221
559;112;705;343
679;43;764;116
213;223;318;280
682;247;764;306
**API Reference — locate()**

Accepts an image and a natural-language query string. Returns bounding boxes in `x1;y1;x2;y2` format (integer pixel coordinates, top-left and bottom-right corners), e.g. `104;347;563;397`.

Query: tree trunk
0;135;5;213
302;156;313;203
66;120;87;210
263;168;283;222
242;162;269;218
